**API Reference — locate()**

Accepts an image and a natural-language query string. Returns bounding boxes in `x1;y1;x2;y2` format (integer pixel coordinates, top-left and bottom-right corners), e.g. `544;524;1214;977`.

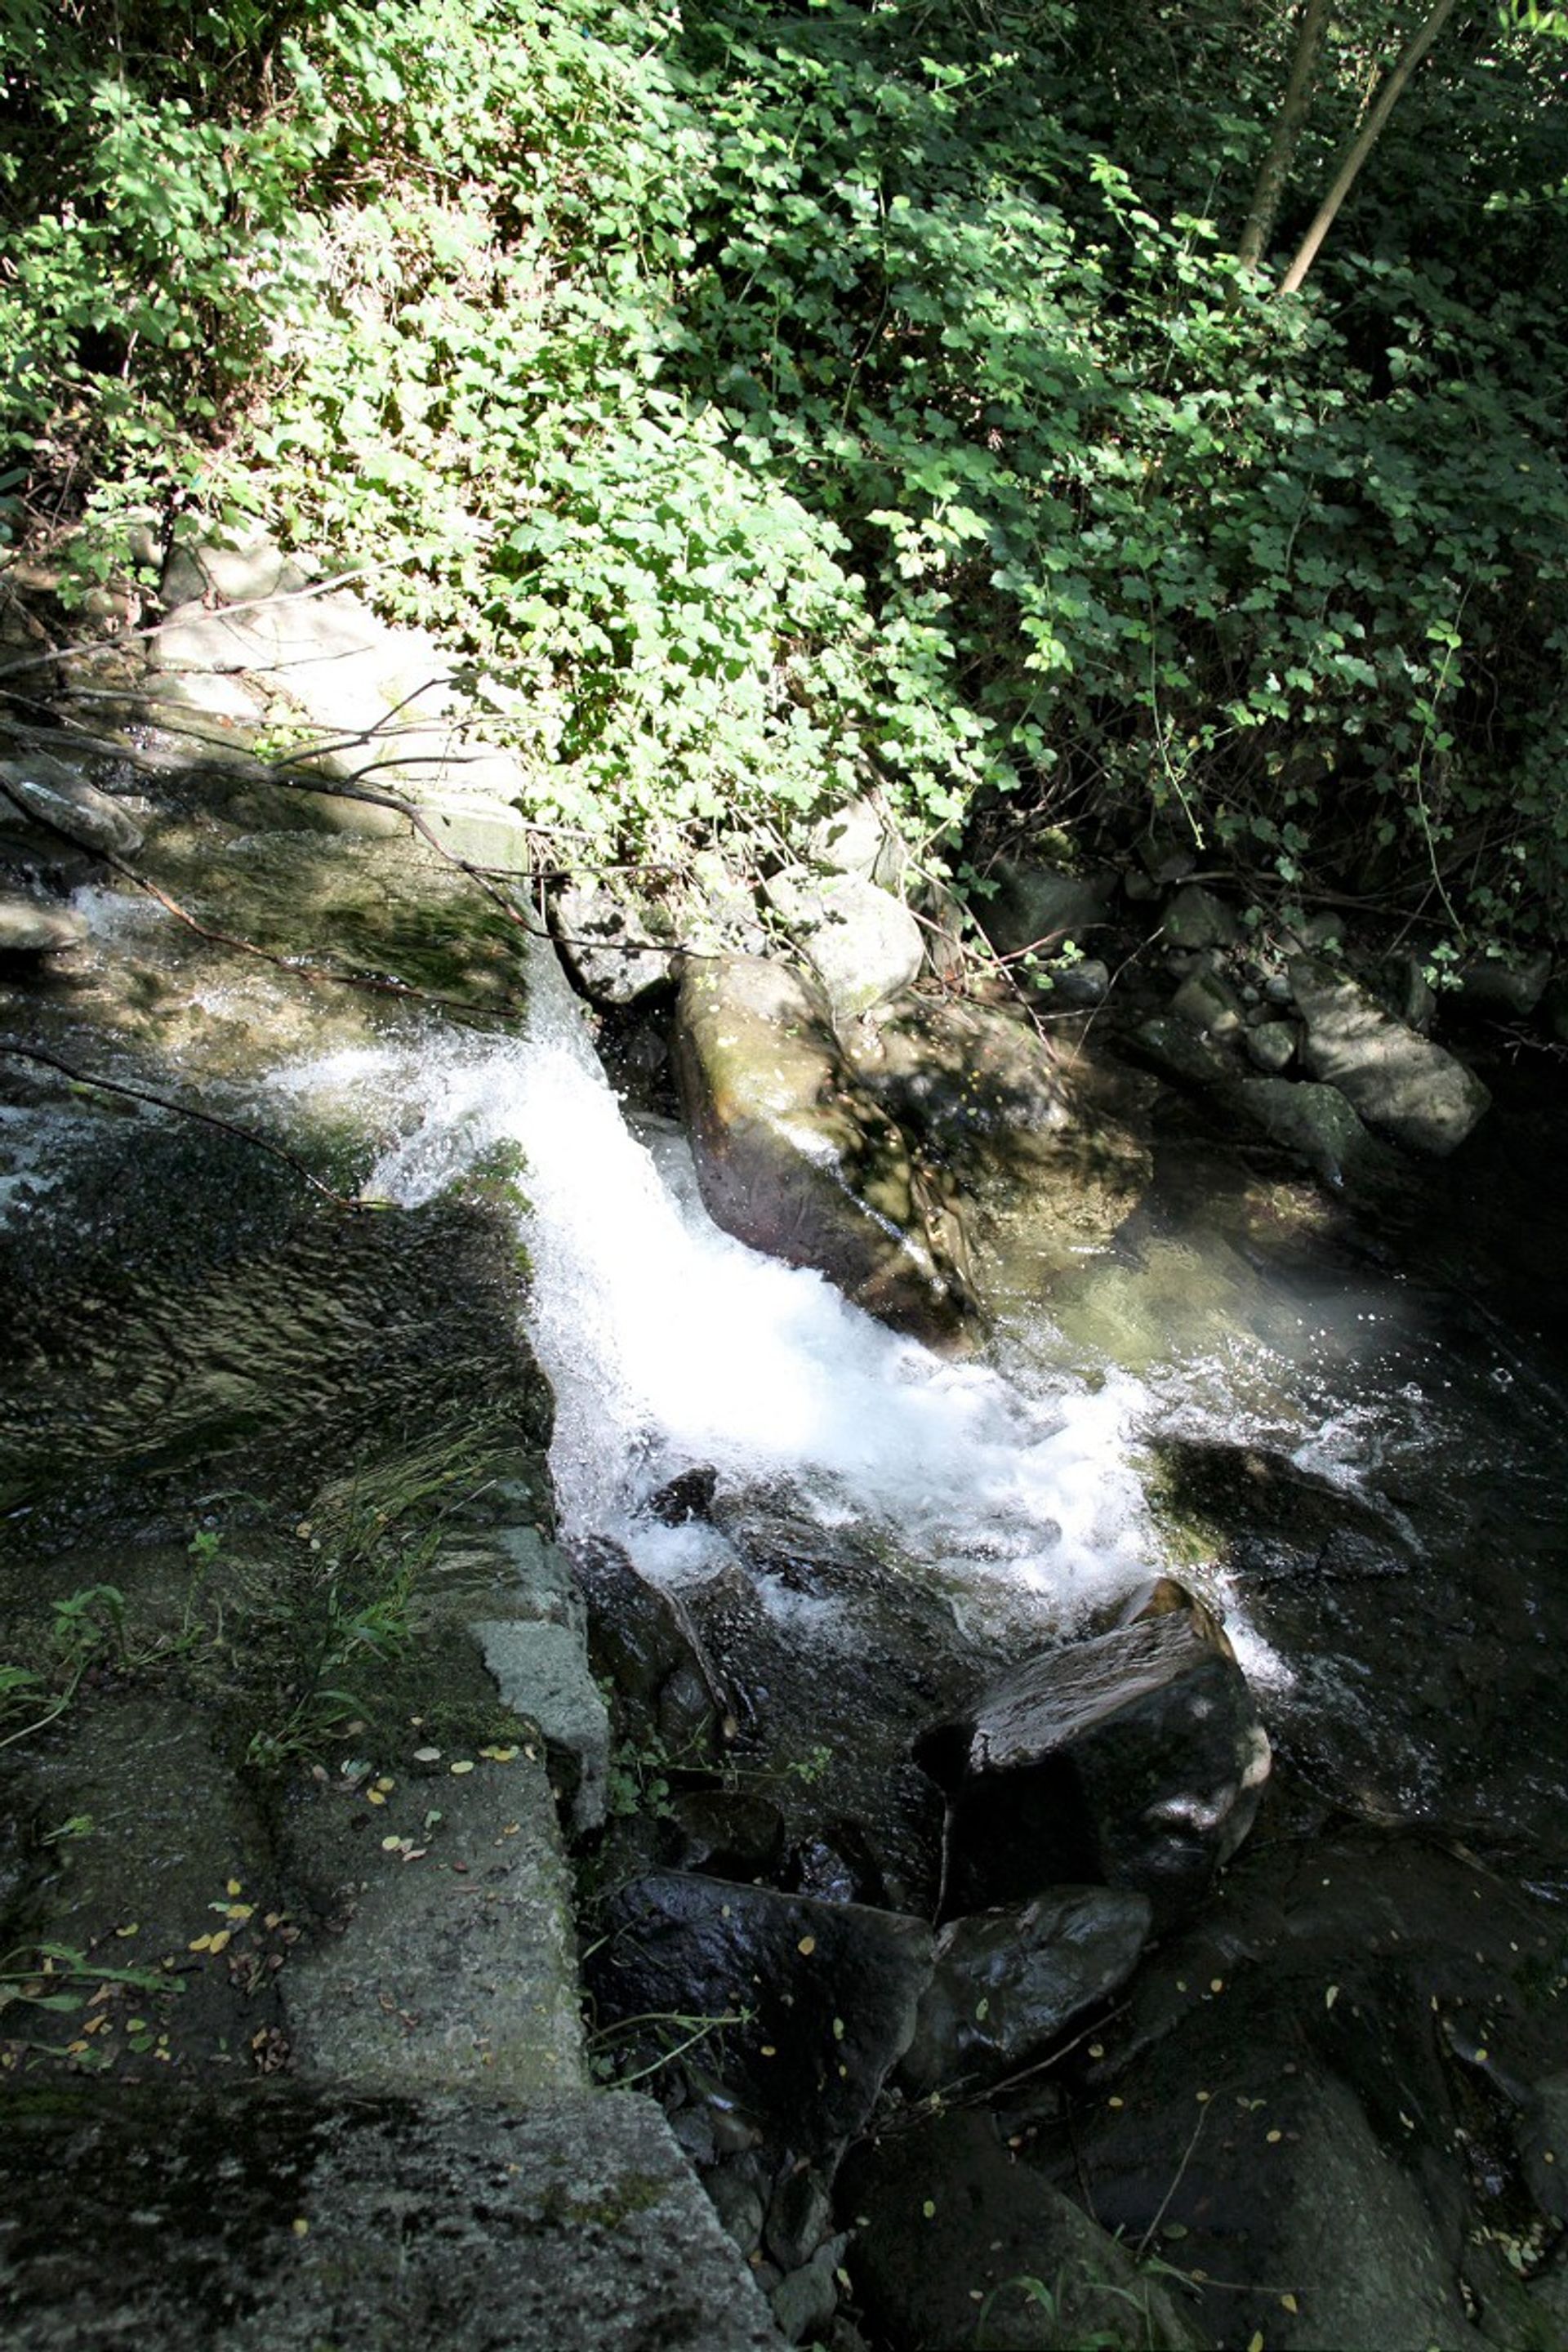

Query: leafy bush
7;0;1568;939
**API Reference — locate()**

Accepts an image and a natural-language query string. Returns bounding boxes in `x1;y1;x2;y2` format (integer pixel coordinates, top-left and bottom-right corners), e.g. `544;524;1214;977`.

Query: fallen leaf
797;1936;816;1957
1325;1984;1339;2010
450;1760;474;1776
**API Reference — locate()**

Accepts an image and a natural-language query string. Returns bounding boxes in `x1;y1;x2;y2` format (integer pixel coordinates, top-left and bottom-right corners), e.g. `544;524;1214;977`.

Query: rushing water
270;933;1568;1856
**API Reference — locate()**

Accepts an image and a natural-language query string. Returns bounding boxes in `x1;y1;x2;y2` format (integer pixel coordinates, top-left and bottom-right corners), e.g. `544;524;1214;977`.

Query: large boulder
1290;956;1490;1155
849;994;1151;1308
587;1870;933;2159
919;1601;1270;1931
552;879;675;1005
673;956;973;1343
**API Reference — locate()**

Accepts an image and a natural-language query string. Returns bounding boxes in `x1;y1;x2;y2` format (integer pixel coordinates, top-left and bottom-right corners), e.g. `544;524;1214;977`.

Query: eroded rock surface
672;955;973;1343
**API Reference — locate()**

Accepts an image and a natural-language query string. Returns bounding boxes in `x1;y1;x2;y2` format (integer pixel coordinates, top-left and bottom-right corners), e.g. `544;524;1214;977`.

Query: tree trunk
1237;0;1334;273
1277;0;1463;295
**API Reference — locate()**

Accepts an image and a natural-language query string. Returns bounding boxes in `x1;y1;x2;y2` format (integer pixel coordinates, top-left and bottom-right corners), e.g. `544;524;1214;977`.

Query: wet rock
0;893;88;955
1160;883;1241;951
647;1465;719;1526
898;1886;1153;2100
553;878;675;1006
1130;1014;1238;1095
589;1871;933;2158
1237;1074;1380;1188
0;751;144;858
921;1606;1270;1931
973;860;1113;961
672;956;973;1343
570;1535;725;1753
664;1789;786;1880
1290;955;1490;1154
0;2084;785;2351
1045;953;1110;1007
1043;1829;1560;2352
849;993;1150;1308
840;2108;1207;2351
786;1823;889;1909
764;868;924;1023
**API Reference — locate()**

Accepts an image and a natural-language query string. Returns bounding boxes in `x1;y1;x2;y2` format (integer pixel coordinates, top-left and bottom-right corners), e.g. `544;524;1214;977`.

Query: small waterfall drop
283;938;1160;1640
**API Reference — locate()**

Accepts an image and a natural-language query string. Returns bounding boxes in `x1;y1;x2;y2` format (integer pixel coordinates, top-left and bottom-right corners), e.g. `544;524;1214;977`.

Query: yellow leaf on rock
188;1934;212;1953
207;1929;232;1956
450;1760;474;1776
1281;2294;1299;2314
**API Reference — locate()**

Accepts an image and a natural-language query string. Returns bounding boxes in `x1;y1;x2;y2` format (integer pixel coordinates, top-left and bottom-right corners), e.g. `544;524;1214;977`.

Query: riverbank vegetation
5;1;1567;945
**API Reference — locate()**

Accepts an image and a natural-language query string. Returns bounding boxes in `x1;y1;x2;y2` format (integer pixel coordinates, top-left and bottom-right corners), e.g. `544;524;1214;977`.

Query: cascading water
287;938;1165;1652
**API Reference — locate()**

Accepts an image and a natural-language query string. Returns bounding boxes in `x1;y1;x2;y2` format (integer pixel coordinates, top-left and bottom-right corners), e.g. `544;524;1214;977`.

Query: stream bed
6;713;1568;2350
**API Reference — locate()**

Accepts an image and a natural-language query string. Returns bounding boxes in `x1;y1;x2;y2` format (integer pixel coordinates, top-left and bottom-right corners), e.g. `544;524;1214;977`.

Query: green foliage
7;0;1568;941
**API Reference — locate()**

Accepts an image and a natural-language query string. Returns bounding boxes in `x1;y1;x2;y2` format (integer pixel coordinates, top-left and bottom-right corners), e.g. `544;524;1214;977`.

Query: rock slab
0;2085;784;2351
1290;956;1490;1155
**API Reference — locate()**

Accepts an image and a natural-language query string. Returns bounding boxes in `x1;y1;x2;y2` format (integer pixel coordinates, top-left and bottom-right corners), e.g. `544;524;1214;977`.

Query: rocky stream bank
4;539;1568;2350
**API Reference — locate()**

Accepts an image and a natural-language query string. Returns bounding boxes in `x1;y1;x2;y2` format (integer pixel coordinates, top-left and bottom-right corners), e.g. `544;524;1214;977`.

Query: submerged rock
897;1884;1153;2100
672;956;973;1343
1290;955;1490;1155
920;1603;1270;1930
589;1870;933;2158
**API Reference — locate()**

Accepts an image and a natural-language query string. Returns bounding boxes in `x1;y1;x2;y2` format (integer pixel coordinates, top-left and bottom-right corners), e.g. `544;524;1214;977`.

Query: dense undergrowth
4;0;1568;947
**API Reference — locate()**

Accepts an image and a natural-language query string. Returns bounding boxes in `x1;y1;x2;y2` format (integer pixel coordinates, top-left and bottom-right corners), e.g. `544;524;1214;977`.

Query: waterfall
281;938;1160;1643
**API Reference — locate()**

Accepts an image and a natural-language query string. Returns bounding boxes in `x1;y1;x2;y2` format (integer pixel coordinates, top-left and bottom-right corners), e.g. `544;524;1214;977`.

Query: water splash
280;942;1159;1637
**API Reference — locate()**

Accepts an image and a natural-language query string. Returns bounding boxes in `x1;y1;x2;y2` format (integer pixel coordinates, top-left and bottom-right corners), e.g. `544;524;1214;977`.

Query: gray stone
1239;1075;1377;1188
771;2234;847;2345
765;868;924;1022
922;1606;1270;1931
0;753;144;858
1160;882;1241;950
284;1747;585;2099
1045;954;1110;1007
705;2167;766;2256
1131;1015;1237;1094
0;2086;785;2351
673;956;973;1344
1170;968;1245;1036
1290;956;1490;1153
589;1872;933;2158
806;796;898;882
0;893;87;954
766;2165;835;2271
555;879;675;1004
974;860;1112;961
898;1885;1153;2100
161;532;311;611
472;1617;610;1832
1244;1018;1297;1073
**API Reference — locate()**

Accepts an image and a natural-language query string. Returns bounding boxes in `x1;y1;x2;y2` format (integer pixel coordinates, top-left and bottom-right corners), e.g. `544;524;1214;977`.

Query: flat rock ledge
0;2085;782;2352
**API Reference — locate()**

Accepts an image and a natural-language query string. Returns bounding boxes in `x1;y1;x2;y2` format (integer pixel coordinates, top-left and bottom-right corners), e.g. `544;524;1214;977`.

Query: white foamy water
276;942;1165;1638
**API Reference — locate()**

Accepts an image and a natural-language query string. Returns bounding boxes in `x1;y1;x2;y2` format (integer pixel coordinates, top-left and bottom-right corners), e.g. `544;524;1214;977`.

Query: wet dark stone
662;1789;786;1880
589;1870;933;2159
920;1609;1270;1931
647;1466;719;1526
839;2108;1205;2350
1025;1826;1568;2352
571;1535;724;1753
897;1885;1153;2100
